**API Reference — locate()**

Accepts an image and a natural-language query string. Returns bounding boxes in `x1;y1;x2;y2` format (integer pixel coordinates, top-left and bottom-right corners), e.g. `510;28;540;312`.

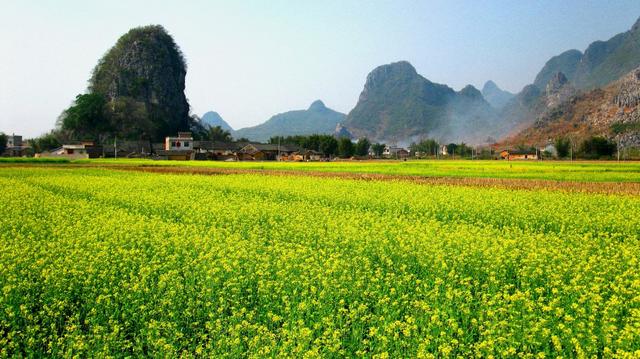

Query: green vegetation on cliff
59;25;192;142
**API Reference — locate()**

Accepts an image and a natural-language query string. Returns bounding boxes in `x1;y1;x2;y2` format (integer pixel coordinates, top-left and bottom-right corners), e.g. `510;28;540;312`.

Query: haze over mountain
201;111;235;134
343;61;500;144
481;81;515;110
233;100;346;142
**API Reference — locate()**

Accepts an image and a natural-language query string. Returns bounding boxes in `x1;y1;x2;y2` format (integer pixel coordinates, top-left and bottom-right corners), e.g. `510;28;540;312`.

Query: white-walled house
164;132;193;151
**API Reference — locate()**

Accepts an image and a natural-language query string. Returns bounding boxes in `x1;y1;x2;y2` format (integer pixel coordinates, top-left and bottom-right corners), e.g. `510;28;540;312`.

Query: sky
1;0;640;138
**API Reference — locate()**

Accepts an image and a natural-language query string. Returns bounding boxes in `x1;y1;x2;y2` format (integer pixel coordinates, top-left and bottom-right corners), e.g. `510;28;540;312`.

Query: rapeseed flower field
1;166;639;357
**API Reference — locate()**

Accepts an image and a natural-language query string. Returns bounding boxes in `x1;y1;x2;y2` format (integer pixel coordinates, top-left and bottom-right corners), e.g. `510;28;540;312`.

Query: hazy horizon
2;0;640;138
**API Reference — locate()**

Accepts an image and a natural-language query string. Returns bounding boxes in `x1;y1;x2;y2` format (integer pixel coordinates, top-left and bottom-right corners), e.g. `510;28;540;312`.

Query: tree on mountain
59;94;109;140
371;143;386;158
555;137;571;158
109;97;153;140
355;138;371;157
338;137;354;158
207;126;233;142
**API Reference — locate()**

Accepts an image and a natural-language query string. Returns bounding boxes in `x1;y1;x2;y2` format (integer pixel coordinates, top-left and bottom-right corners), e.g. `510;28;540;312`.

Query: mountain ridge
233;100;346;142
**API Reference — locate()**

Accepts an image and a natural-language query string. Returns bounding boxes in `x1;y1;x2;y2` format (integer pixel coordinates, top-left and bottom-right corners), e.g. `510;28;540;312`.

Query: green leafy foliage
206;126;233;142
269;134;339;156
59;94;108;140
370;143;386;158
354;138;370;157
579;136;617;159
409;139;440;156
337;137;354;158
555;137;571;158
0;133;7;155
29;132;63;153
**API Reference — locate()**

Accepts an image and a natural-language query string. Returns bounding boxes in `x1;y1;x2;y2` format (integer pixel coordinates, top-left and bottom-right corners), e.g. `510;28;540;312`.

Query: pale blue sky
1;0;639;137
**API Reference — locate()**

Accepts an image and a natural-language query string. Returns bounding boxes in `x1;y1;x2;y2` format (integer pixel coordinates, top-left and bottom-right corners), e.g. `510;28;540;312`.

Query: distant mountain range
535;17;640;91
206;100;346;143
500;16;640;145
201;111;235;135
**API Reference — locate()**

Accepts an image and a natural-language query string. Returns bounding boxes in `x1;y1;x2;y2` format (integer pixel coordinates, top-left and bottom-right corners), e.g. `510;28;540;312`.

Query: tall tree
29;132;62;153
579;137;617;159
409;139;439;155
371;143;386;158
355;138;371;156
59;94;108;140
555;137;571;158
0;133;7;155
319;136;338;157
338;137;354;158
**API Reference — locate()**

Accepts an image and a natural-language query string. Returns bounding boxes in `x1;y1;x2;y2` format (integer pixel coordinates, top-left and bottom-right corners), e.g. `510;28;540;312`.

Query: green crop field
1;164;639;357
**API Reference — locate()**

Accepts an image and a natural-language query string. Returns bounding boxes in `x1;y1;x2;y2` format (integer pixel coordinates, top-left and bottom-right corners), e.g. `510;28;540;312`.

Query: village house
383;145;410;159
238;143;297;161
164;132;193;151
38;142;100;159
281;149;324;161
156;132;194;160
499;149;538;160
192;141;238;160
2;134;31;157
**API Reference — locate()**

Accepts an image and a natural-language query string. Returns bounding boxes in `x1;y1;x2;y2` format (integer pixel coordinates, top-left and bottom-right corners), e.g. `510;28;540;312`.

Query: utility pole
114;137;117;160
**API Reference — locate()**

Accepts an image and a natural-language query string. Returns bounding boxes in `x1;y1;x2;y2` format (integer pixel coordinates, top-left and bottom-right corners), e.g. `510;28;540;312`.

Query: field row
68;158;640;183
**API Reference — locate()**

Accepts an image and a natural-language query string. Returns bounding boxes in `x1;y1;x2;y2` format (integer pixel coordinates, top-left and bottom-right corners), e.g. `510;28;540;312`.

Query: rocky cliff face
90;25;191;140
614;68;640;107
545;72;576;108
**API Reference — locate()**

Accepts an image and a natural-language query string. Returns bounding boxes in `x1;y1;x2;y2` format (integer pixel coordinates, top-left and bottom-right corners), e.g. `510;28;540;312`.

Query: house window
171;141;177;147
184;141;190;147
